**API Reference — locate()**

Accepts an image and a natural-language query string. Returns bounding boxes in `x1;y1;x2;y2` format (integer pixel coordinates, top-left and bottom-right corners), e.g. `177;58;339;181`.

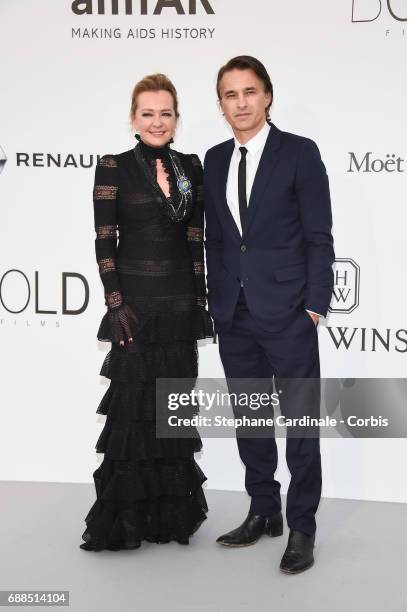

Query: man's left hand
306;311;320;326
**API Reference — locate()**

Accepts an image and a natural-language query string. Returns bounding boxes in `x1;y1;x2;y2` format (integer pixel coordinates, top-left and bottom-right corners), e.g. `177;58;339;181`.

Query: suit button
240;244;246;253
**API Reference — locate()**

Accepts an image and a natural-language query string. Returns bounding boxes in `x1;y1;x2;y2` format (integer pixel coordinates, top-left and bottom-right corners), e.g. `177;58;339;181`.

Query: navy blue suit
203;122;334;535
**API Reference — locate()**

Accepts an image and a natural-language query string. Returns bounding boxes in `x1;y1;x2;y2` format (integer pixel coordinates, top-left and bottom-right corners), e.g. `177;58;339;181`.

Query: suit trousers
217;287;322;535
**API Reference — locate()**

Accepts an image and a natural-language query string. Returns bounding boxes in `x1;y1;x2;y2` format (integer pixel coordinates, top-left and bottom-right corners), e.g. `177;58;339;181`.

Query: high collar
233;121;271;156
136;137;172;160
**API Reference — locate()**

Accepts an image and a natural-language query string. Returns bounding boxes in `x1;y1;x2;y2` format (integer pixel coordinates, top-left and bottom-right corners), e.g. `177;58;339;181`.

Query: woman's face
132;90;177;147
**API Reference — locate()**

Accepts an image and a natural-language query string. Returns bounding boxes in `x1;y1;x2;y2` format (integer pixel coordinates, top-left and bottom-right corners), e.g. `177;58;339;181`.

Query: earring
134;133;141;141
169;137;174;144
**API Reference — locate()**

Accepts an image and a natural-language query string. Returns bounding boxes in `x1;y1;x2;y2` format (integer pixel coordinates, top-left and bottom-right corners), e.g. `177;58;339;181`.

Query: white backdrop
1;0;406;503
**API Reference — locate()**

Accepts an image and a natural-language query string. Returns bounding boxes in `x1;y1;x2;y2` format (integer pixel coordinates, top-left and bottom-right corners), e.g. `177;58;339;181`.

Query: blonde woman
80;74;213;551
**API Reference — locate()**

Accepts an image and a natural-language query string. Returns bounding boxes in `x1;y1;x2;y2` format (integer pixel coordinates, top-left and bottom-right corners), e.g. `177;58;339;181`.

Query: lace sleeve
187;154;207;307
93;154;138;343
93;154;123;309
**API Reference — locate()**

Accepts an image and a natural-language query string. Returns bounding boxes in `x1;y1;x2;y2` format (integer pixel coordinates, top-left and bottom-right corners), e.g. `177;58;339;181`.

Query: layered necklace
134;136;193;223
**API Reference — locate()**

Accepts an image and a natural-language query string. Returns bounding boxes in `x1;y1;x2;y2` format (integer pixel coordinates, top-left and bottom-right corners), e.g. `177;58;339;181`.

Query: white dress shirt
226;121;270;236
226;121;321;319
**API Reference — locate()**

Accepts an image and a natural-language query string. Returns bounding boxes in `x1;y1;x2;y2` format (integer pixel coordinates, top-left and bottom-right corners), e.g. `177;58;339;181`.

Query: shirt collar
234;121;270;157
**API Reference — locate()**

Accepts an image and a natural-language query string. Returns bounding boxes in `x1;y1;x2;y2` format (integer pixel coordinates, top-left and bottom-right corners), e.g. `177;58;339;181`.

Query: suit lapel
216;139;241;239
243;123;282;237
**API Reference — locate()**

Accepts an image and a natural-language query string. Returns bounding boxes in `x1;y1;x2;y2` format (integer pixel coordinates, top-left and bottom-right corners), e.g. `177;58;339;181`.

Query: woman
80;74;214;551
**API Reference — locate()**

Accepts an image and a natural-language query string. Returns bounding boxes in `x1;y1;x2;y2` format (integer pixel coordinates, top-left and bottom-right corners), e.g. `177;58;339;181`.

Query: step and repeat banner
1;0;406;502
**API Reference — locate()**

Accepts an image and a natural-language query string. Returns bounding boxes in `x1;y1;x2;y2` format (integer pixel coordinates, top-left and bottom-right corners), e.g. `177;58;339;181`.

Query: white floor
1;482;406;612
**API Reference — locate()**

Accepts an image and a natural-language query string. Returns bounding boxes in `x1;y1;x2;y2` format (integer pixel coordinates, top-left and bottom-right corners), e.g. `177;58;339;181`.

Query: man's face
218;68;272;135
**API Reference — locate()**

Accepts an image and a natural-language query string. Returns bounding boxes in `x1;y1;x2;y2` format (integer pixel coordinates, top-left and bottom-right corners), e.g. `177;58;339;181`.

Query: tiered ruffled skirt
80;304;214;551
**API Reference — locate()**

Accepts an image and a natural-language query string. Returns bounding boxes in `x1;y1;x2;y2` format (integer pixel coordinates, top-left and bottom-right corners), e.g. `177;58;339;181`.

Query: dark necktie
238;146;248;234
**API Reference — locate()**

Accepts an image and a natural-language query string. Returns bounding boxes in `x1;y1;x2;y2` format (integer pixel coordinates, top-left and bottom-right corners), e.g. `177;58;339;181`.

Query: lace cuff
98;300;139;343
105;291;123;310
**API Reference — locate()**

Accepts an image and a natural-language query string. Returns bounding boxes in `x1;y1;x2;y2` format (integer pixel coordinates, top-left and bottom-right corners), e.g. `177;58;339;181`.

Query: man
203;56;334;574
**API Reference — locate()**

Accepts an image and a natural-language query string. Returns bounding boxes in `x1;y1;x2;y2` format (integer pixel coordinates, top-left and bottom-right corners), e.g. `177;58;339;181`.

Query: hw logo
352;0;407;22
0;145;6;175
329;258;360;314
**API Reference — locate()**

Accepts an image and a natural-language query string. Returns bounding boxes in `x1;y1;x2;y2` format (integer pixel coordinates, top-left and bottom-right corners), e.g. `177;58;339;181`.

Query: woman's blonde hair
130;73;180;120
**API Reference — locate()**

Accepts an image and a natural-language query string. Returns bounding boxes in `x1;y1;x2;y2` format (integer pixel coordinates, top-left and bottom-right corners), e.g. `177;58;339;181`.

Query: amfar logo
348;152;405;173
329;258;360;314
352;0;407;22
0;145;7;174
71;0;215;14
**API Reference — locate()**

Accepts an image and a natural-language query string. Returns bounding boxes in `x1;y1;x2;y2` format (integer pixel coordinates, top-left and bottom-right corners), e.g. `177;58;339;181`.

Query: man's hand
306;310;320;326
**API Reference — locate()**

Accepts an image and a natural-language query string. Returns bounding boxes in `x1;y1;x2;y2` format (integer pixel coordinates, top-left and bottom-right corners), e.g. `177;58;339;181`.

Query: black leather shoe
280;529;315;574
216;511;283;547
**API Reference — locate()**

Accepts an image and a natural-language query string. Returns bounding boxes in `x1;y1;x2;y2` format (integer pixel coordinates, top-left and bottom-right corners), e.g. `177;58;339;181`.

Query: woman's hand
107;303;138;346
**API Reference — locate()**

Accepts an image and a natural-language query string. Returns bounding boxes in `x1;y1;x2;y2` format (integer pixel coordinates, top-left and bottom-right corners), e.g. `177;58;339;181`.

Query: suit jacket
203;122;335;333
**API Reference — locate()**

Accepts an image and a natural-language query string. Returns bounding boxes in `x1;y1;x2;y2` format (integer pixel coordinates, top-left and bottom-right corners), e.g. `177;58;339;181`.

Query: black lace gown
80;140;214;551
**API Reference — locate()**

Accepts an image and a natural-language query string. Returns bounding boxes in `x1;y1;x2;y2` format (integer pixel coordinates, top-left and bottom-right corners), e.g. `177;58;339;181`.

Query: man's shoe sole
280;559;314;574
216;526;283;547
216;538;260;547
